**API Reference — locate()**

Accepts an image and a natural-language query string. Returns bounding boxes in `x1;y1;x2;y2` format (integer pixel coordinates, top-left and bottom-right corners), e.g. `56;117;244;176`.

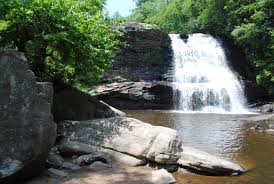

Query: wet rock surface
0;50;56;183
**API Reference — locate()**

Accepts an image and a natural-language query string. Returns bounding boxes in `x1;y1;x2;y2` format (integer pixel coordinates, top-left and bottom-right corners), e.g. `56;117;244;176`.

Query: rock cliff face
104;22;172;82
0;50;56;183
90;81;174;110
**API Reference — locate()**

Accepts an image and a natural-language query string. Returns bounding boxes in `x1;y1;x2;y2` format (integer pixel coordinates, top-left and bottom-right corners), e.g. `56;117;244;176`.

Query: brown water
125;110;274;184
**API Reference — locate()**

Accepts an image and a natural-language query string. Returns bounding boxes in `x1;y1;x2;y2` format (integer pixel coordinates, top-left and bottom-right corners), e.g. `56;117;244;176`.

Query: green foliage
226;0;274;94
130;0;274;94
0;0;120;88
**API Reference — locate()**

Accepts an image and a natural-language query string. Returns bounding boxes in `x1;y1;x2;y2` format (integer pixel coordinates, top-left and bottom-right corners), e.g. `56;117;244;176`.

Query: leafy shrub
0;0;120;88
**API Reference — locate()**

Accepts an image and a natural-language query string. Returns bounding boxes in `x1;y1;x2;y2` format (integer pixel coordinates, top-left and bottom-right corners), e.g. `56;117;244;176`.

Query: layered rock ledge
90;81;174;110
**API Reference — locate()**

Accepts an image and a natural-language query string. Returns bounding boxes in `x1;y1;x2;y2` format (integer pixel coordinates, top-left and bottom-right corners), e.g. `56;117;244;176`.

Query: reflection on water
125;110;274;184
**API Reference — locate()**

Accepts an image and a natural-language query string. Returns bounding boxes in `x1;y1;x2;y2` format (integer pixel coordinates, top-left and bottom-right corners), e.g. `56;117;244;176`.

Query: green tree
225;0;274;93
0;0;120;89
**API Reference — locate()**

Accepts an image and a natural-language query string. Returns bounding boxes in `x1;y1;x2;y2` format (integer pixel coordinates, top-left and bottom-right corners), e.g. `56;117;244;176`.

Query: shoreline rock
57;117;244;176
52;86;126;122
0;50;56;183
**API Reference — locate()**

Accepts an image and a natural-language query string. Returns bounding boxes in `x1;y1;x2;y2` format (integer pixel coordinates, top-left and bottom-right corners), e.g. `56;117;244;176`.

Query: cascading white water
170;33;249;113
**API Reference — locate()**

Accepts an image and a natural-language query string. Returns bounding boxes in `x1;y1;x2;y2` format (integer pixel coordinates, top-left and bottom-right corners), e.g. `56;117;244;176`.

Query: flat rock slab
58;118;182;164
178;146;244;176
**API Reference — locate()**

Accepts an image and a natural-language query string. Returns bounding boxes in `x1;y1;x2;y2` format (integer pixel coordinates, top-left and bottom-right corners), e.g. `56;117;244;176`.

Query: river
126;110;274;184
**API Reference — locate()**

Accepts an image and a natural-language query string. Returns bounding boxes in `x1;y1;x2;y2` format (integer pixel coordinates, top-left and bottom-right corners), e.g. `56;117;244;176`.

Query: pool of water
125;110;274;184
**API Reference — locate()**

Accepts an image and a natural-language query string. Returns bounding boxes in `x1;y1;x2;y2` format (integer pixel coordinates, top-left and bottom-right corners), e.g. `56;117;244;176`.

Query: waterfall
170;33;248;113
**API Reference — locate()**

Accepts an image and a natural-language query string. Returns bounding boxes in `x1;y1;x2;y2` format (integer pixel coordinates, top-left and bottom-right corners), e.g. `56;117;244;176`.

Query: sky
106;0;136;17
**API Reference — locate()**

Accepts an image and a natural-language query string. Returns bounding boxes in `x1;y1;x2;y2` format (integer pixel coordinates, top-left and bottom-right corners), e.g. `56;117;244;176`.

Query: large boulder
58;117;244;175
0;50;56;183
52;86;126;122
178;146;244;176
58;118;181;164
58;141;146;166
104;22;172;82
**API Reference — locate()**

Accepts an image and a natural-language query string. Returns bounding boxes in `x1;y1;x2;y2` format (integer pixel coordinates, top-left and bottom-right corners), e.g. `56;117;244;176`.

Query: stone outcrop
52;86;126;122
0;50;56;183
58;117;244;176
104;22;172;82
91;81;174;110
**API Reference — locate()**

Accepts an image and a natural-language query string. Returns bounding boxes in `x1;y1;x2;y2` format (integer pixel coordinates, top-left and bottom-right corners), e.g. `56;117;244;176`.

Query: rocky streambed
22;116;246;184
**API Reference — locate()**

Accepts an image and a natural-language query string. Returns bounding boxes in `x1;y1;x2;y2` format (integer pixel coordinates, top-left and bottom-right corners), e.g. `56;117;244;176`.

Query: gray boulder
58;141;146;166
58;118;182;164
260;103;274;113
178;146;244;175
72;154;107;166
47;152;64;168
58;117;244;175
52;87;125;122
0;50;56;183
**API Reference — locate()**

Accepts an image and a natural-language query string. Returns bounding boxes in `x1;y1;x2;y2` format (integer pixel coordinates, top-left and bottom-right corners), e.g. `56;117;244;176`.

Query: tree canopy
0;0;120;89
